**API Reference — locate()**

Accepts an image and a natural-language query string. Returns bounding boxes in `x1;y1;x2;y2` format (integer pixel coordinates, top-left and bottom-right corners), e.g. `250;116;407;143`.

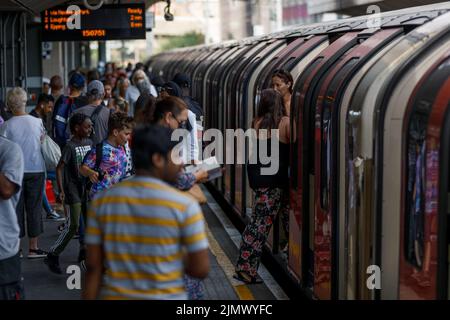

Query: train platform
19;187;288;301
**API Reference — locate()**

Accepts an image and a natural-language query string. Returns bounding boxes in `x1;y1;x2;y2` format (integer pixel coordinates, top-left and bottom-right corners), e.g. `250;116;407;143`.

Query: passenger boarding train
147;3;450;300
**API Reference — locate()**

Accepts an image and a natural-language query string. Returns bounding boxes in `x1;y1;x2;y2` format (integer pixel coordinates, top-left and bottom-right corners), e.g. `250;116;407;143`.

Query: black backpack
82;141;130;201
88;104;109;140
82;142;105;203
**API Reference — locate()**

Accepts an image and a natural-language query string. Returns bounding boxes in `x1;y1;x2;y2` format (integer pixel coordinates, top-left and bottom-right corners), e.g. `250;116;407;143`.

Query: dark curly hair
69;112;89;134
108;111;134;134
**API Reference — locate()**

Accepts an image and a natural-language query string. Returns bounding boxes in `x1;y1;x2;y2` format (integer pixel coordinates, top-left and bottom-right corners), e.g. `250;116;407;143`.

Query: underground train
147;3;450;300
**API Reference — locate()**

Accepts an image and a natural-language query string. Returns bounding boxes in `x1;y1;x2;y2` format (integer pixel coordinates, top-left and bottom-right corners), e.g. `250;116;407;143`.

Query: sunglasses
171;114;187;129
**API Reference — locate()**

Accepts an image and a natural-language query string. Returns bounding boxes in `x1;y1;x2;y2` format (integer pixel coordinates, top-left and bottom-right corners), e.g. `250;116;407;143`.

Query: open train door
290;31;361;295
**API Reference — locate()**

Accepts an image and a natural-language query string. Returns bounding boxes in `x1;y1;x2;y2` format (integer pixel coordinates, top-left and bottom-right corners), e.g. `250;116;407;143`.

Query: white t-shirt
0;136;24;260
182;110;199;164
0;115;45;173
125;85;140;116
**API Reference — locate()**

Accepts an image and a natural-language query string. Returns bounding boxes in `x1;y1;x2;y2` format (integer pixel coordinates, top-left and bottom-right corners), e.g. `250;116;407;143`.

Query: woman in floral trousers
234;88;290;284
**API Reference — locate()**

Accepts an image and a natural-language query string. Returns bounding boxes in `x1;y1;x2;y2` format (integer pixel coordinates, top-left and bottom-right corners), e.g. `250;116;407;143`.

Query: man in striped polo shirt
82;125;210;300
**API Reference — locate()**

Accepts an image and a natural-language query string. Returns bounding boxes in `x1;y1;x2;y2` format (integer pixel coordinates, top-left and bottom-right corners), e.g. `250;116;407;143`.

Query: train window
328;33;345;44
405;100;432;269
290;57;323;191
283;57;296;72
320;58;359;211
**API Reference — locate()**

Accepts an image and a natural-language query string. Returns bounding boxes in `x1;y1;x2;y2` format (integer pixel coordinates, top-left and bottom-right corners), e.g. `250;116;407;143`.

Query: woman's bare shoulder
280;116;290;126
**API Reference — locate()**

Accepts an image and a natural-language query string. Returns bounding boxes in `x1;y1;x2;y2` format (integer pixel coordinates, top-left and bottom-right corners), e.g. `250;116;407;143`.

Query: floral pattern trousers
184;275;204;300
236;187;289;278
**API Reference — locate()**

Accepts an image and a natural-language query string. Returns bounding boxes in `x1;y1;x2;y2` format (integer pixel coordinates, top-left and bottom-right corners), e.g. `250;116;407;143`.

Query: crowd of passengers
0;61;294;300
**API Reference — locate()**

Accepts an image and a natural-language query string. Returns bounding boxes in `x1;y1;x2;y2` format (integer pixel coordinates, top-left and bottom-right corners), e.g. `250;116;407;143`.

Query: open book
185;156;222;181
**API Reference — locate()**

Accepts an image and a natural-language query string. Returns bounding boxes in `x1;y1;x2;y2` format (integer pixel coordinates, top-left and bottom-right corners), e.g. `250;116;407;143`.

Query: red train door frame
290;31;360;289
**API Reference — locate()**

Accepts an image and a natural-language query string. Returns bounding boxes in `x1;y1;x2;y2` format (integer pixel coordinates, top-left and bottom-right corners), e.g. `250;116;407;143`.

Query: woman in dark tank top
234;89;290;284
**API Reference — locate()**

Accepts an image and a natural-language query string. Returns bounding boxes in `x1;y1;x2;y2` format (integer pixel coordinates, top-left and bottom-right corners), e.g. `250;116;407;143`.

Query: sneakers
57;222;67;233
47;210;65;221
78;248;87;271
80;259;86;272
28;248;48;259
44;253;62;274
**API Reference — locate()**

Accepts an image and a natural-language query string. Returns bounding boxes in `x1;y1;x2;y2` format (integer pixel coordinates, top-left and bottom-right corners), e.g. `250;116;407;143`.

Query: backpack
82;142;104;203
52;96;80;148
82;141;127;201
89;104;106;140
65;104;111;144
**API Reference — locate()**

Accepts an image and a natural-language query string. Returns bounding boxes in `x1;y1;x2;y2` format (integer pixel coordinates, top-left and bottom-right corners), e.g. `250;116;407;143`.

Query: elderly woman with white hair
125;69;157;115
0;87;48;259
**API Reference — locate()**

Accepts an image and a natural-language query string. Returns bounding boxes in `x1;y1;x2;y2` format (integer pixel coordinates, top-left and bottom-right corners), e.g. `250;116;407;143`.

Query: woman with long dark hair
234;89;290;284
271;69;293;117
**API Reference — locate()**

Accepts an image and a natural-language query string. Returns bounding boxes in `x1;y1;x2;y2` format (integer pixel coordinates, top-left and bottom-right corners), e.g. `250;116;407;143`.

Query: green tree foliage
160;31;205;51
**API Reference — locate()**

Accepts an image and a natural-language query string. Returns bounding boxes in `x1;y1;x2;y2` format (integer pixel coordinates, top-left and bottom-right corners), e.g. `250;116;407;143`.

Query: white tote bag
41;134;61;171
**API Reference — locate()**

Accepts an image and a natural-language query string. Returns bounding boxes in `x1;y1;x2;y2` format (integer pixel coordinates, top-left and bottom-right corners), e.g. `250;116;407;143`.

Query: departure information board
41;3;146;41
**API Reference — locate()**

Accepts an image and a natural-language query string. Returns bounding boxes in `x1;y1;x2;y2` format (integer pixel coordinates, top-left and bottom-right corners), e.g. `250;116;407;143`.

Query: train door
185;50;212;99
203;47;238;191
284;38;330;285
231;40;286;219
290;32;360;294
343;11;450;300
232;40;286;223
376;19;450;300
235;40;288;254
437;97;450;300
224;42;267;215
182;49;210;76
219;45;255;204
337;35;404;299
242;35;329;279
191;49;222;107
394;53;450;300
203;47;234;122
166;51;190;80
313;28;403;300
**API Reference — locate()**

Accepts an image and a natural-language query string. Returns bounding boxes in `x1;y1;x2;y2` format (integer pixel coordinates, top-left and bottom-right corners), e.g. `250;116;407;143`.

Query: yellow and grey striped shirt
86;176;208;300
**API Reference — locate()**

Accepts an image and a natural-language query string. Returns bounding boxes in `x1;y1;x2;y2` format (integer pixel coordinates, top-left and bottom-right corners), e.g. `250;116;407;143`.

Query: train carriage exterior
147;2;450;300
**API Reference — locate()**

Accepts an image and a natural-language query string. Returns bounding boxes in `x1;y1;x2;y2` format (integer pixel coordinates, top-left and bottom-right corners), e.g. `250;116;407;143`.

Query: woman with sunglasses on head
148;96;208;189
271;69;293;117
147;96;208;300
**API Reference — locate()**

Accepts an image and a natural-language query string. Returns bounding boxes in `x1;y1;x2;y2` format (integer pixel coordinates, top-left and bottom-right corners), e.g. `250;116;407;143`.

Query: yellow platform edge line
234;285;255;301
205;224;255;301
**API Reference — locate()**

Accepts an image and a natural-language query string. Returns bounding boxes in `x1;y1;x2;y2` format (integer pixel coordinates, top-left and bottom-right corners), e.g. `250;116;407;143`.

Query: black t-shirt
61;138;92;204
247;139;290;190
